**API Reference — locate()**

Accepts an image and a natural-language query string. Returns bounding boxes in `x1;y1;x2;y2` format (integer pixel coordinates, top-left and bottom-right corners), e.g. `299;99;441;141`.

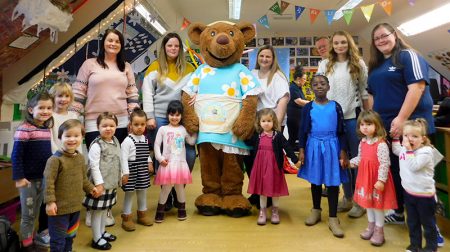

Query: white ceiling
153;0;450;79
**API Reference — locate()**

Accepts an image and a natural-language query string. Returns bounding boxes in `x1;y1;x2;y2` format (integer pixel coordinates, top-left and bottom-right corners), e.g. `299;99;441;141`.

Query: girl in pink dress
247;108;300;225
349;110;397;246
153;100;196;223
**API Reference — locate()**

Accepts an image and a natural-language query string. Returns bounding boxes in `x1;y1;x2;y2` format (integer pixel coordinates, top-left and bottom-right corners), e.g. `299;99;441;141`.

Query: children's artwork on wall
296;58;308;67
257;38;271;46
310;47;320;57
309;58;321;67
285;37;298;46
289;48;296;57
272;37;285;46
299;37;312;45
289;58;295;67
296;48;309;56
428;49;450;71
246;38;256;47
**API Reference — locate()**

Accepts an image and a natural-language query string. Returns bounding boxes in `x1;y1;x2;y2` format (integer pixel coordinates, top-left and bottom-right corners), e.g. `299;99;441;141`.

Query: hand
46;202;57;216
15;178;31;188
95;184;104;196
188;94;197;106
91;187;99;198
349;162;357;168
390;116;405;138
298;149;305;167
402;137;413;151
159;159;168;167
374;181;385;191
294;161;301;168
148;163;154;174
121;175;129;185
146;118;157;130
339;150;349;169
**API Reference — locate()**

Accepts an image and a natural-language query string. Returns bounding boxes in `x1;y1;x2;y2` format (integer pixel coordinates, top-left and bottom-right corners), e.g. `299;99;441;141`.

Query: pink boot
271;207;280;224
257;208;267;225
370;226;385;246
360;222;375;240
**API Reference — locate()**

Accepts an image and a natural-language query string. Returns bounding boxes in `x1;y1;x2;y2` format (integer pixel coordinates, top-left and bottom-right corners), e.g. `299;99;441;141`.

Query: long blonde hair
254;45;287;84
157;32;187;83
326;30;362;82
402;118;432;146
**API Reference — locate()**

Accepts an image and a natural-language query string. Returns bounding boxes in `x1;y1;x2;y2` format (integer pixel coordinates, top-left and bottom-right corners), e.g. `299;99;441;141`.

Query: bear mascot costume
181;21;261;217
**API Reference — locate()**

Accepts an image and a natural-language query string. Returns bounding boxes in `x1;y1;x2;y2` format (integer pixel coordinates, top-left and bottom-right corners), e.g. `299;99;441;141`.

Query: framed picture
310;47;321;57
296;57;309;67
285;37;298;46
257;38;271;46
299;36;312;46
352;36;359;45
309;58;321;67
296;48;309;56
289;58;296;67
289;48;296;57
246;38;256;47
271;37;285;46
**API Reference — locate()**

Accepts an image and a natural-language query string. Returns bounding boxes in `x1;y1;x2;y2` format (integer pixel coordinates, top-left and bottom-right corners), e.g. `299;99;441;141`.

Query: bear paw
222;195;251;218
195;194;222;216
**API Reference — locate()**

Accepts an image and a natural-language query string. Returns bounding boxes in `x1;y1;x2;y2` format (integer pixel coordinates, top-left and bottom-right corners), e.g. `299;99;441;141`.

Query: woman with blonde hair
317;30;369;218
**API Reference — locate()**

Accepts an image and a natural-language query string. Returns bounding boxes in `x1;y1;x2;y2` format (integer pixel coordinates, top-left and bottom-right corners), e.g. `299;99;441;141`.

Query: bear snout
216;35;229;45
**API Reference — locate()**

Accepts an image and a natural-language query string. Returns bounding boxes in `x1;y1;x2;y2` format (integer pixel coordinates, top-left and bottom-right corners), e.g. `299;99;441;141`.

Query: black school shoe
91;238;112;250
102;232;117;242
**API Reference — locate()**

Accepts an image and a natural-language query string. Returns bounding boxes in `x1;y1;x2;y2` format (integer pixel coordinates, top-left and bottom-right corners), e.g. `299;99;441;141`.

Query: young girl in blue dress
297;74;348;238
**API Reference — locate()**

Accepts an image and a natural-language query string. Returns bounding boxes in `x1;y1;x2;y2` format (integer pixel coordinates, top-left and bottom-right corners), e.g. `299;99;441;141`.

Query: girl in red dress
349;110;397;246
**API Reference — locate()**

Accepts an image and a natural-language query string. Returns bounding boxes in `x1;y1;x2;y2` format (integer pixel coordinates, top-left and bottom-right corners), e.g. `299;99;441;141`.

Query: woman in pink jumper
72;29;139;148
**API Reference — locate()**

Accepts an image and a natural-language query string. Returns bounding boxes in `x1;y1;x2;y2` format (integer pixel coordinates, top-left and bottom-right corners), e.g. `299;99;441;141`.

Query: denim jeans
18;179;44;243
342;118;359;199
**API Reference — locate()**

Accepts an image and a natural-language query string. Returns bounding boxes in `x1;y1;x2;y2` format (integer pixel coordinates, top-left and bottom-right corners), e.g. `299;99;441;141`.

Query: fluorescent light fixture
135;4;167;35
333;0;363;20
229;0;242;20
397;2;450;36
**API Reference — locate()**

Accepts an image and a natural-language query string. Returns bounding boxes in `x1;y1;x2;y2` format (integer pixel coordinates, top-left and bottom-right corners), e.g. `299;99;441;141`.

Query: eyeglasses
373;32;393;42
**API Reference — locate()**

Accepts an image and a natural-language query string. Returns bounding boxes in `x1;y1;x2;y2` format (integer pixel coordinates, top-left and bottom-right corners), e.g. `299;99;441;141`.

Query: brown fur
182;21;257;217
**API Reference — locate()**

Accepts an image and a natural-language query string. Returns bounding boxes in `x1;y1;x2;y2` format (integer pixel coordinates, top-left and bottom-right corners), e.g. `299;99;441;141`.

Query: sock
92;210;106;244
260;196;267;209
366;208;375;223
122;191;134;214
272;197;280;208
136;190;147;211
174;184;186;203
374;209;385;227
159;185;172;204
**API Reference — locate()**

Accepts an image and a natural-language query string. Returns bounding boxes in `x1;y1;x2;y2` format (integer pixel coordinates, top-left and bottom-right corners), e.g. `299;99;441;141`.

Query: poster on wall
428;49;450;71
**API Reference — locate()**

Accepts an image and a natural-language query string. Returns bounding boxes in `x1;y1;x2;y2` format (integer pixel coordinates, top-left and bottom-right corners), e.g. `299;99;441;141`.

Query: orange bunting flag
360;4;375;23
379;0;393;16
309;8;320;24
280;0;290;13
180;17;191;31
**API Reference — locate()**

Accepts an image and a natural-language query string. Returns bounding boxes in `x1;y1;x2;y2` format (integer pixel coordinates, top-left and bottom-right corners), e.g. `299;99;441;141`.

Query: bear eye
211;31;216;37
229;31;234;36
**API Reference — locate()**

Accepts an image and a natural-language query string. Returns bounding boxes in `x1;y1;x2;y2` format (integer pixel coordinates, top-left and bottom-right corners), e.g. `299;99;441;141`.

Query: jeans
18;179;44;243
48;211;80;252
342;118;359;199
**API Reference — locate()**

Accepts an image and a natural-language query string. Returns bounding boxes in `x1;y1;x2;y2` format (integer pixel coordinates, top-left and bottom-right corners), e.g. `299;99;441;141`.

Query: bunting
361;4;375;22
280;0;290;13
343;9;354;25
258;15;270;29
309;8;320;24
324;10;336;25
379;0;392;16
180;17;191;31
269;2;282;15
295;6;305;20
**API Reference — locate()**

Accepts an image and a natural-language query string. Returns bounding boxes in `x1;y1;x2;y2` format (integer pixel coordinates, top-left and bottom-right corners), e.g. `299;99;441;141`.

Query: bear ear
188;23;207;45
236;22;255;44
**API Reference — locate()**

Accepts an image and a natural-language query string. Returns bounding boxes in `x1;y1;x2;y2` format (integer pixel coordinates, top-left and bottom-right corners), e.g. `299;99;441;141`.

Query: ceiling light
135;4;167;35
229;0;242;20
397;2;450;36
333;0;363;20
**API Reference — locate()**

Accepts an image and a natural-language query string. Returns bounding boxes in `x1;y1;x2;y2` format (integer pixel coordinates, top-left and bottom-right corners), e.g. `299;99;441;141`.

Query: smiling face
168;112;182;127
315;38;329;59
165;37;180;61
61;126;83;153
54;91;72;112
332;35;349;58
373;26;396;57
257;49;274;71
28;99;53;126
104;32;122;57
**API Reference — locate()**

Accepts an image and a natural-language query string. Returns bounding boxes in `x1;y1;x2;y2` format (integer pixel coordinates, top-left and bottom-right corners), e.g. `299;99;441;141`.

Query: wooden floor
46;160;447;251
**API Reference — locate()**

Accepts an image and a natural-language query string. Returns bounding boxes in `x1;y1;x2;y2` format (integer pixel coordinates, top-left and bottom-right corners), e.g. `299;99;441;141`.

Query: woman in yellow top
142;32;195;211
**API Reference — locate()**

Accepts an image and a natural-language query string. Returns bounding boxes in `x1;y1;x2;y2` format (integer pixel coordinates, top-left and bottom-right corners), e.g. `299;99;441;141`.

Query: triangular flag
280;0;290;14
379;0;392;16
342;9;354;25
361;4;375;23
324;10;336;25
269;2;282;15
180;17;191;31
408;0;415;6
258;15;270;29
309;8;320;24
295;6;305;20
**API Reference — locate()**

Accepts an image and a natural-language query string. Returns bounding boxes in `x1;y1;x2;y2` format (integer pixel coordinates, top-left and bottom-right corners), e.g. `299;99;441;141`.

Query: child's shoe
328;217;344;238
102;232;117;242
405;244;420;252
137;210;154;226
155;203;165;223
348;203;366;218
121;213;136;231
360;222;375;240
34;230;50;248
384;212;405;224
257;208;267;225
105;209;115;227
91;238;112;250
370;226;385;246
437;225;445;247
305;209;321;226
177;202;187;221
337;196;352;212
271;207;280;224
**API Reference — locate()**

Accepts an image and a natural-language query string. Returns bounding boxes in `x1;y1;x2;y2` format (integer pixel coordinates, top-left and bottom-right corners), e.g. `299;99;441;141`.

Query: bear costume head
188;21;255;67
